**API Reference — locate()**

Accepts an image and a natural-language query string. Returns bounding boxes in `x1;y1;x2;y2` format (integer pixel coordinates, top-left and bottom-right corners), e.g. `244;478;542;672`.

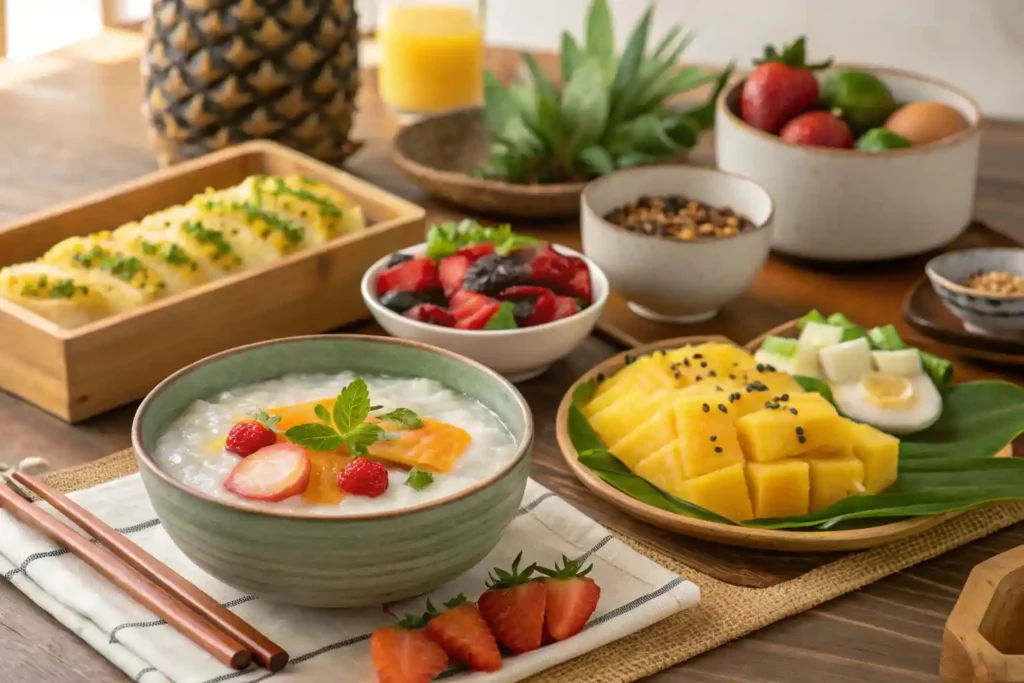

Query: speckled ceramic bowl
132;335;533;608
926;248;1024;335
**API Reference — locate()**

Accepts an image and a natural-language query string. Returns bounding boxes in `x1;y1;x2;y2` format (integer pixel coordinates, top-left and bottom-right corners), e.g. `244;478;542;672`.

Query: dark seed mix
603;194;756;241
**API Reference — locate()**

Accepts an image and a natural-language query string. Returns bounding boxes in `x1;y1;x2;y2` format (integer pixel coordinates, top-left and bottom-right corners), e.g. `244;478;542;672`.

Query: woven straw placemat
40;450;1024;683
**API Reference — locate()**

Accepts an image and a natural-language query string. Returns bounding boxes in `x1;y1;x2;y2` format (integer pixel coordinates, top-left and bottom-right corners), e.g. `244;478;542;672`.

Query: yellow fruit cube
673;395;744;478
666;342;756;387
736;393;841;462
807;455;865;512
682;463;754;522
746;460;810;518
846;420;899;494
609;407;676;469
633;443;686;498
588;391;671;449
727;371;807;418
592;354;674;397
582;375;643;418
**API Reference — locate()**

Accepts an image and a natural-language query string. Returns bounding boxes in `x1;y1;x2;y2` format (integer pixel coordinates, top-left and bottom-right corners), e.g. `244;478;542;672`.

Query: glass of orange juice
377;0;485;118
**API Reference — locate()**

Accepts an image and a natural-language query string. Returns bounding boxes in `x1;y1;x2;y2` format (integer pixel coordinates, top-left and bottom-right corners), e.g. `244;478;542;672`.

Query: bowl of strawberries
715;36;981;261
361;220;608;382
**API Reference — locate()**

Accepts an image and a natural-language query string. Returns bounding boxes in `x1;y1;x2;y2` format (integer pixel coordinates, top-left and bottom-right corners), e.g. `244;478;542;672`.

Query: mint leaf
285;423;343;451
249;408;280;430
333;378;371;434
406;469;435;490
377;408;423;429
485;302;518;330
346;422;385;456
314;403;331;423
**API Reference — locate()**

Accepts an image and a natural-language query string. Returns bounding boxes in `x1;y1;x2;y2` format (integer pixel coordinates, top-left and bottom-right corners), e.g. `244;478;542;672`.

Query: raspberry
225;421;277;456
337;457;390;497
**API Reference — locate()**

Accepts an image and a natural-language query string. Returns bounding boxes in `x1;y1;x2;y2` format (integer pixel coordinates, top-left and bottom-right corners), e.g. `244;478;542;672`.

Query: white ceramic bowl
715;65;982;261
361;243;608;381
580;165;773;324
925;248;1024;335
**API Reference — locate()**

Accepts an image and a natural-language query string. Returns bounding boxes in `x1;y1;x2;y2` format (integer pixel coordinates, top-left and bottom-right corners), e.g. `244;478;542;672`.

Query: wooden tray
0;141;426;423
555;321;1011;552
904;276;1024;365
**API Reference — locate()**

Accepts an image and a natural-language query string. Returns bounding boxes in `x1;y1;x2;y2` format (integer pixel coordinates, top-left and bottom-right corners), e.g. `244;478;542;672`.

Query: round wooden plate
555;321;1012;552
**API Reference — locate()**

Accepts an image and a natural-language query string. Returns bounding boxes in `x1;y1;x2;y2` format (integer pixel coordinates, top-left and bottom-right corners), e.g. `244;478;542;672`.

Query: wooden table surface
2;36;1024;683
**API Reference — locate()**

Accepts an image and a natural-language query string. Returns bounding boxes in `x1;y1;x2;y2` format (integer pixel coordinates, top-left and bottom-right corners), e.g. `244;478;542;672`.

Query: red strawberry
477;552;547;654
224;443;310;502
423;596;502;672
371;622;448;683
376;258;442;296
456;243;496;262
438;255;470;296
537;556;601;641
225;420;277;457
779;111;853;148
740;36;832;133
454;302;500;330
404;304;456;327
550;296;580;321
449;290;496;319
337;457;390;497
565;257;593;304
497;286;556;327
523;245;577;297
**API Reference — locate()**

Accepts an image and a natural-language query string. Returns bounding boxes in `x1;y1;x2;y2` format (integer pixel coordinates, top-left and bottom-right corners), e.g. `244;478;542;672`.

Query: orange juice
378;4;484;113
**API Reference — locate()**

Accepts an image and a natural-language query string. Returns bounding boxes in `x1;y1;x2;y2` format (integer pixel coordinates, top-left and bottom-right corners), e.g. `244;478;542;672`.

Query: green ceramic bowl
132;335;533;608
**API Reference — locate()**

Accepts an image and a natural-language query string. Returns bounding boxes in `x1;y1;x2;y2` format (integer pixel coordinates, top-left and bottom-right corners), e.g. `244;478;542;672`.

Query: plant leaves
671;62;735;130
534;94;563;153
567;402;605;454
560;31;586;83
608;5;653;125
484;302;518;330
333;378;371;435
572;380;598;407
313;403;331;423
792;375;837;408
584;0;615;68
521;53;558;103
426;219;542;260
406;469;435;490
577;145;615;176
614;152;657;169
376;407;423;430
605;114;680;156
345;422;385;456
561;58;610;157
650;25;683;61
284;423;343;452
482;70;519;135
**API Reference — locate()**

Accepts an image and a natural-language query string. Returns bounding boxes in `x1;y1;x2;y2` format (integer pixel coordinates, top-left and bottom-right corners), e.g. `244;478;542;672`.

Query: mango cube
736;393;841;462
846;420;899;494
807;454;865;512
666;342;757;387
608;407;676;469
633;443;686;498
592;354;674;397
673;395;744;478
588;391;671;448
726;370;807;418
746;460;810;518
682;463;754;522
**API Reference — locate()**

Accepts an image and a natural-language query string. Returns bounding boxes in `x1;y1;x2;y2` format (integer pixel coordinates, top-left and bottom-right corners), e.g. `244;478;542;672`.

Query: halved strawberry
566;257;593;304
538;556;601;641
404;304;457;327
449;290;494;318
224;443;310;502
477;552;547;654
376;258;442;296
438;254;470;296
424;596;502;672
456;242;496;262
371;621;448;683
497;286;556;327
454;302;500;330
523;245;576;296
550;295;580;321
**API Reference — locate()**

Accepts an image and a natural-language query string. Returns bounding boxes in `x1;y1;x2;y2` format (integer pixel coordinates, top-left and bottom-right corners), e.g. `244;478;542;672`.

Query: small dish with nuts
925;248;1024;335
581;165;774;324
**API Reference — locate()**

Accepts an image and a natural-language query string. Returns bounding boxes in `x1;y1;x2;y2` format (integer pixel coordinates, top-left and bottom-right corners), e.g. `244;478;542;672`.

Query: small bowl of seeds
925;247;1024;335
581;165;774;323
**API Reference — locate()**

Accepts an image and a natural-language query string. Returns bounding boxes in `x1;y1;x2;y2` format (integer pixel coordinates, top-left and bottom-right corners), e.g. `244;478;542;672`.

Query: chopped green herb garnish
49;278;86;299
249;407;281;431
271;177;341;217
406;469;434;490
72;246;104;268
229;201;304;245
377;407;424;429
299;176;318;186
183;221;232;256
163;243;195;267
140;240;159;255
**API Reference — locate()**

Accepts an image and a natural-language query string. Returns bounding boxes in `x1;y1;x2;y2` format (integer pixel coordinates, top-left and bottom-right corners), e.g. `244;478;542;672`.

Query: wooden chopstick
10;471;289;672
0;478;252;670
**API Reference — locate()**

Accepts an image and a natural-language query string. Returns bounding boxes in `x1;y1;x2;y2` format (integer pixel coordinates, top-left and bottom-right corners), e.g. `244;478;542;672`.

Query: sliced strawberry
524;245;576;296
224;443;310;502
454;302;500;330
438;254;470;296
404;304;457;327
424;596;502;672
497;286;557;327
477;552;547;654
449;290;495;319
376;258;442;296
551;295;580;321
538;556;601;641
371;624;448;683
456;242;496;262
566;257;593;304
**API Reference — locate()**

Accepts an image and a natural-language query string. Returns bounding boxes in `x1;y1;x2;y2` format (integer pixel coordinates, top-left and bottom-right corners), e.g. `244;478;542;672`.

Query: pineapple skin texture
584;342;901;522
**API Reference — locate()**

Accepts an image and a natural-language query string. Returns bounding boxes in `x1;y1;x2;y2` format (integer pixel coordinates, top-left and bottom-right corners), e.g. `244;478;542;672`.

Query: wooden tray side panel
0;304;70;418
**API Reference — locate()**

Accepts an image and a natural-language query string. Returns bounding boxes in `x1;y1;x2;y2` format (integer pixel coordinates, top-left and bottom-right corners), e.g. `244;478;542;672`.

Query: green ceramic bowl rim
131;334;534;521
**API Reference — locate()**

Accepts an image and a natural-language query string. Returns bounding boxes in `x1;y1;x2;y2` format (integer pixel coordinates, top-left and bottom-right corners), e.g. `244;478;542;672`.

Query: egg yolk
858;372;914;407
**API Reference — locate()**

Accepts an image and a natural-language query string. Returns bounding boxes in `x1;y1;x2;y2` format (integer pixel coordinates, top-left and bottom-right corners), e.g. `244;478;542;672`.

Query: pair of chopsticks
0;471;288;672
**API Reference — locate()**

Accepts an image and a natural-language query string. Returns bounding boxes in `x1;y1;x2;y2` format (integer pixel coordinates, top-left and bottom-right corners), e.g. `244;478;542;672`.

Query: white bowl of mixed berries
361;220;608;382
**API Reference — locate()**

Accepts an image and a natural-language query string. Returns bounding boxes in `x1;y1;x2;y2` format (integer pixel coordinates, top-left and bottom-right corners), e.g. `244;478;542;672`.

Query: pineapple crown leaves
536;555;595;581
753;35;833;71
475;0;733;184
485;551;539;590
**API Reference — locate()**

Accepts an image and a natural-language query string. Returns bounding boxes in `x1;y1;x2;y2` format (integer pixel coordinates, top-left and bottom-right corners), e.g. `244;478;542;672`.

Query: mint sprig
284;378;423;454
249;408;281;431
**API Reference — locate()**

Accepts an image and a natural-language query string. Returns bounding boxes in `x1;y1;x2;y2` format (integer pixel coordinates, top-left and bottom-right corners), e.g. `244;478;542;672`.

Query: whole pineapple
142;0;360;166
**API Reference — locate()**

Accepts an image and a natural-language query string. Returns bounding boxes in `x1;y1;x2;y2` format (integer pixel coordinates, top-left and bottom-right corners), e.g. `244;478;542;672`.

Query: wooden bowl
942;545;1024;682
392;108;587;219
554;320;1011;552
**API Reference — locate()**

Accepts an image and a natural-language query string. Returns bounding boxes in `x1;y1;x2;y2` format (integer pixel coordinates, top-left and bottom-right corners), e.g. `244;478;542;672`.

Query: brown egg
884;102;970;145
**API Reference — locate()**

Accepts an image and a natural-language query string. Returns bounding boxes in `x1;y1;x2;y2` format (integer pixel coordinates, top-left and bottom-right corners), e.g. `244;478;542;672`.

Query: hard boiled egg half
819;338;942;435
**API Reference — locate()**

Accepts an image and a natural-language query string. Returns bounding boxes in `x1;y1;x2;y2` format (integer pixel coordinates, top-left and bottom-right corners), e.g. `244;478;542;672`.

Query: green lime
855;127;913;152
821;69;897;134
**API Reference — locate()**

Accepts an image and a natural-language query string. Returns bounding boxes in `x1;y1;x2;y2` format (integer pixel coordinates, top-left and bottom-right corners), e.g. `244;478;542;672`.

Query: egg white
831;373;942;435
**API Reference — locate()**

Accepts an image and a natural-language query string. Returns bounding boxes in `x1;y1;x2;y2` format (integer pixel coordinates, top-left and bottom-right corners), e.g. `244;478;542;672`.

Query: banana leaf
568;380;1024;531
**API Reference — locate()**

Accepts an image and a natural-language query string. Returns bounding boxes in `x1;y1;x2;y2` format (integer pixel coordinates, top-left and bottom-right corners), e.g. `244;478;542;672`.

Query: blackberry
462;254;529;295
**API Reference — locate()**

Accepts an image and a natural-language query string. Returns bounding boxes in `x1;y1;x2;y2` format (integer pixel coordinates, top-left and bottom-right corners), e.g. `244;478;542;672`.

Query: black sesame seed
695;375;703;381
683;358;691;367
766;364;777;372
702;403;710;413
715;385;724;392
780;393;790;401
790;408;798;415
728;394;736;403
659;349;667;356
700;361;708;368
673;370;682;379
798;435;807;444
728;374;736;380
717;404;726;413
708;370;717;377
756;363;765;372
714;446;723;453
624;354;635;365
764;401;773;409
693;353;703;359
796;426;805;435
710;435;718;442
596;373;606;382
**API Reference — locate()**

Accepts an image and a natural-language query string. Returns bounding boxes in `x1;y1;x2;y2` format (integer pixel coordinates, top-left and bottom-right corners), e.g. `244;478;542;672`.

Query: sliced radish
224;443;311;502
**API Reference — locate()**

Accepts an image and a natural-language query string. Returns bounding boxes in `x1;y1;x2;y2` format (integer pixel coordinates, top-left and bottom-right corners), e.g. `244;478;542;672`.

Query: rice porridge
153;371;519;515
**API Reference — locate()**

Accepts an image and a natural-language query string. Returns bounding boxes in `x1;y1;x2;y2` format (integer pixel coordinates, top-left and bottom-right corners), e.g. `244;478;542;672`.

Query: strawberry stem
753;35;833;71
